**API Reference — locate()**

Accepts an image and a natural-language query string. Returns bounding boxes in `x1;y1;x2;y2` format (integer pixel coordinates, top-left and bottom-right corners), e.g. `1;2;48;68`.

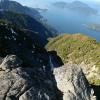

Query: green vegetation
46;34;100;64
46;34;100;85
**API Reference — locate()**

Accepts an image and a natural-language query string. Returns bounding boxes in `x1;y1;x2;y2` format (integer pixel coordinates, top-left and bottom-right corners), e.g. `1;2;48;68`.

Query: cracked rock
54;63;97;100
0;55;59;100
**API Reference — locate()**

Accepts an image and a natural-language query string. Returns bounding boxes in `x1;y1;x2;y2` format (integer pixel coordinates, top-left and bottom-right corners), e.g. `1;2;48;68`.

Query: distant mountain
71;1;89;7
53;1;97;15
0;0;41;19
0;0;57;41
0;11;56;44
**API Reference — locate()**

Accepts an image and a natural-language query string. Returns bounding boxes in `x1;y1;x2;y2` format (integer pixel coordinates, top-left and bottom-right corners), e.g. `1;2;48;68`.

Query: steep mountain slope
0;21;50;67
46;34;100;85
0;11;55;43
0;0;41;19
0;22;61;99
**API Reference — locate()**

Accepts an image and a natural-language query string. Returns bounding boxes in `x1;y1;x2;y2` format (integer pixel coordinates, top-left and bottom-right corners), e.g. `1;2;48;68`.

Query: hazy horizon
11;0;100;8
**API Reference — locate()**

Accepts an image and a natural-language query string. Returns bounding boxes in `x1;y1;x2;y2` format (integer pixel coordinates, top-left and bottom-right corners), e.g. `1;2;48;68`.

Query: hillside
46;34;100;85
0;11;55;44
0;0;41;19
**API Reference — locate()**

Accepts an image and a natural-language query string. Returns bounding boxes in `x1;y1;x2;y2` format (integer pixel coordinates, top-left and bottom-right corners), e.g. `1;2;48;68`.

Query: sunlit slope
46;34;100;85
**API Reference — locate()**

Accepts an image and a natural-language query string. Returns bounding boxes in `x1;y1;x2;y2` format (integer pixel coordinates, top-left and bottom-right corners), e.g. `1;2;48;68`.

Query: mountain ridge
0;10;56;44
0;0;41;19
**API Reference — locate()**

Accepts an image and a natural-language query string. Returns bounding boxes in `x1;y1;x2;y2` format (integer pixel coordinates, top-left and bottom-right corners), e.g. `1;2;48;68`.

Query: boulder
53;63;96;100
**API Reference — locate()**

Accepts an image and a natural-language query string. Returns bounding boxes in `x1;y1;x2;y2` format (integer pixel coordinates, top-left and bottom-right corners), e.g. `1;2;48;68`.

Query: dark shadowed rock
0;55;97;100
0;55;60;100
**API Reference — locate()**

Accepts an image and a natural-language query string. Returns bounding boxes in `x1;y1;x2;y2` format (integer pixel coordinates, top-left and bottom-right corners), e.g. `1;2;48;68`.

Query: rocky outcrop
0;55;60;100
0;55;97;100
53;63;96;100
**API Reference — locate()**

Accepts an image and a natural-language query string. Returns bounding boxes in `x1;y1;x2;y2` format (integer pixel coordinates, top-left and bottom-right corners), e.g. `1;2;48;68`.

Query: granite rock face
0;55;59;100
0;55;97;100
53;63;96;100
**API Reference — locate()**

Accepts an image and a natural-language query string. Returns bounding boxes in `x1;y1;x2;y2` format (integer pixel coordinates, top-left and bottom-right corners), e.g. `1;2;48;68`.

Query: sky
12;0;100;8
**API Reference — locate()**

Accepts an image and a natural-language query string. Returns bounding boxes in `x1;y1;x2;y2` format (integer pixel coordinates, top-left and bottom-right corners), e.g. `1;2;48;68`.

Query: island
85;23;100;32
53;1;98;15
